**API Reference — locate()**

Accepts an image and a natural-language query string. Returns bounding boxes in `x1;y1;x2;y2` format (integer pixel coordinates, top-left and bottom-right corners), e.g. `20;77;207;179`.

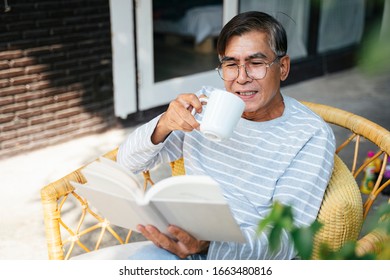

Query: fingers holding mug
182;93;206;115
152;93;206;144
191;96;208;116
167;93;204;131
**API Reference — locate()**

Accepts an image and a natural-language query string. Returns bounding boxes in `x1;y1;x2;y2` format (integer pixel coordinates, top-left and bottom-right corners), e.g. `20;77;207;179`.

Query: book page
82;158;144;199
146;175;245;243
144;175;226;203
72;181;169;232
98;157;145;195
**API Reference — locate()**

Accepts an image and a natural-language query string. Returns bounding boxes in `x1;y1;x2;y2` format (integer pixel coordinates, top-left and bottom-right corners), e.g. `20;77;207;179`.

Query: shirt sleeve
117;114;184;174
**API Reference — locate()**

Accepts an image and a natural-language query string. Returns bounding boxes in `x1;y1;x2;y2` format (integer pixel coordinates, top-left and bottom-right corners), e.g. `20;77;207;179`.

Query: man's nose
237;64;252;83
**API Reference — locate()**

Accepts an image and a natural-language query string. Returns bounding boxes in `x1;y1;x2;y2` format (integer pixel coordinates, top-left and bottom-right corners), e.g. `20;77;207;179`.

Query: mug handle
191;97;208;116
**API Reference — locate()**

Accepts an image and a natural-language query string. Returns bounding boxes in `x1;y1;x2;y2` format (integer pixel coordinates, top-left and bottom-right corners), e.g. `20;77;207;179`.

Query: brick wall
0;0;117;158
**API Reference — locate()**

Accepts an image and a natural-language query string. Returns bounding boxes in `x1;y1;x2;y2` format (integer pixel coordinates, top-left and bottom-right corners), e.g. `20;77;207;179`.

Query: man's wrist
151;113;171;144
198;241;210;254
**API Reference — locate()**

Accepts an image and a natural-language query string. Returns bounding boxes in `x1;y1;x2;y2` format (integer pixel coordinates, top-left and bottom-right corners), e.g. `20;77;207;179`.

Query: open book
71;157;245;243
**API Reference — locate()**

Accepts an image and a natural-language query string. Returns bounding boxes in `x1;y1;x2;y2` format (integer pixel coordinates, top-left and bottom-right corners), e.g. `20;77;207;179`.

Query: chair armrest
41;169;87;259
355;229;389;257
40;147;118;260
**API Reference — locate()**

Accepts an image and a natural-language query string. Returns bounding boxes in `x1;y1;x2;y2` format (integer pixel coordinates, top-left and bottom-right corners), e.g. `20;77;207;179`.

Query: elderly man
117;11;335;260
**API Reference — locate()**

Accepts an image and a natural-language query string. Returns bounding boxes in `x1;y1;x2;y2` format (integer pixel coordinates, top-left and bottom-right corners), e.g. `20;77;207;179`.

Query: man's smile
237;91;257;96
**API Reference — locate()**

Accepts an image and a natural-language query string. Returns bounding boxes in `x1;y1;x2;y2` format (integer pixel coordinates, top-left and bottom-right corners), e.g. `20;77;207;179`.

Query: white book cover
71;157;245;243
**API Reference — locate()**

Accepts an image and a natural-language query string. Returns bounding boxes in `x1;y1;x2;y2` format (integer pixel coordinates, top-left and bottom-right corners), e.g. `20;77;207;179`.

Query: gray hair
217;11;287;58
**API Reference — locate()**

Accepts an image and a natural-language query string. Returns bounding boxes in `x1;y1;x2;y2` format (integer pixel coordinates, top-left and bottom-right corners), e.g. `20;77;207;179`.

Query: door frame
109;0;137;118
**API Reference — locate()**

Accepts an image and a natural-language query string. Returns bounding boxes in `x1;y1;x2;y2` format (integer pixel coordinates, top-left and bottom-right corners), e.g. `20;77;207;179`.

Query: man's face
222;31;290;121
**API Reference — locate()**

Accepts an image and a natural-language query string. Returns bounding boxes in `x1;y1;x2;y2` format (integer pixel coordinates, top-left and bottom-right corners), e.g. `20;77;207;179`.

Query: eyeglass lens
218;62;268;81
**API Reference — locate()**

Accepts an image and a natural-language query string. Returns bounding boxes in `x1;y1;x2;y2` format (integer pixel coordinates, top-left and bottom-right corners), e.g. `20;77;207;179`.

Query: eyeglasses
215;56;281;81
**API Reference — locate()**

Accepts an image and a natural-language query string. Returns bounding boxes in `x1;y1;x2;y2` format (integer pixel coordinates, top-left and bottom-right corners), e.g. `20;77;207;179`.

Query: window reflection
153;0;222;82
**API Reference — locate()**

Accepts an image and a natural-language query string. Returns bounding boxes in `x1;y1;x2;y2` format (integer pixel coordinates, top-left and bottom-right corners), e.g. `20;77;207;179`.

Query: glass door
135;0;238;111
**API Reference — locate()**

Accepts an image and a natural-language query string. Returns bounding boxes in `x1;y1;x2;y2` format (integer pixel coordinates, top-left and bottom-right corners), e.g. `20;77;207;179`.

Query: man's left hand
136;224;209;259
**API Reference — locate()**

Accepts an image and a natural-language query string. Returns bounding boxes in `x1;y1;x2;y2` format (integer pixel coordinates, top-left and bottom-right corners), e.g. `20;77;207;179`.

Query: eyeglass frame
215;55;283;81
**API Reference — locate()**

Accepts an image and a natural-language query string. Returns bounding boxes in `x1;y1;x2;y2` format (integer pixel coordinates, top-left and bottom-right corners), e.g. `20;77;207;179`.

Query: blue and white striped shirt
117;93;335;260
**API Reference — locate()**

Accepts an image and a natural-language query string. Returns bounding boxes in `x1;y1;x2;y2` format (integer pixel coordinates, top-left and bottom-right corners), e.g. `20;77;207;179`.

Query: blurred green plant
258;201;390;260
358;17;390;76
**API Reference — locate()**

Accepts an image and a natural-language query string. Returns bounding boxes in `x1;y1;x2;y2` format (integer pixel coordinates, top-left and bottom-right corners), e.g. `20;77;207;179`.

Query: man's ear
279;55;290;81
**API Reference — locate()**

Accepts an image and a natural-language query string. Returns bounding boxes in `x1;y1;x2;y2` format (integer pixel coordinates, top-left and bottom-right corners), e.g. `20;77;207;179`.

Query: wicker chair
40;102;390;260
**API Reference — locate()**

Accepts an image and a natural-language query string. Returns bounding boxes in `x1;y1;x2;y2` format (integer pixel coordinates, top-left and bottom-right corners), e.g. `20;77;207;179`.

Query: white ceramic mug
192;88;245;141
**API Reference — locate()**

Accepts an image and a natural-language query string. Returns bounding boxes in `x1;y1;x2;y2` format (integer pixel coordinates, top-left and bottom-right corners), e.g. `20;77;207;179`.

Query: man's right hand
151;93;204;144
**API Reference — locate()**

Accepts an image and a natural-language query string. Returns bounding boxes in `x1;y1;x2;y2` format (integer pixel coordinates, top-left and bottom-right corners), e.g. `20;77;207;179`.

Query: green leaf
257;201;293;233
268;225;283;251
257;202;295;251
291;221;322;259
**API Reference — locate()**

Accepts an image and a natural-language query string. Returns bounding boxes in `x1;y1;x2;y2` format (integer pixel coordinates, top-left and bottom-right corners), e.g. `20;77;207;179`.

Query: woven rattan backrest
302;102;390;218
303;102;390;257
